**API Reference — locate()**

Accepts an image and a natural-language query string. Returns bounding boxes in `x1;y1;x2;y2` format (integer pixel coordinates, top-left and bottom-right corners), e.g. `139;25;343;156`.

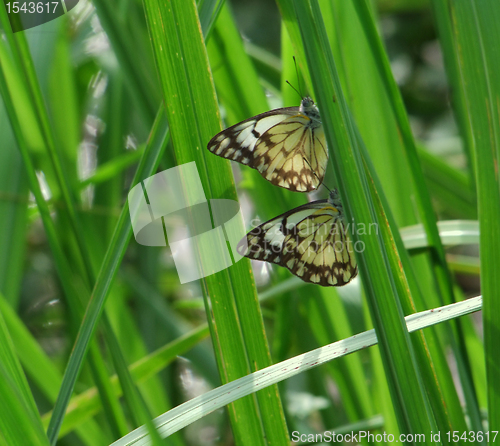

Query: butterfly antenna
322;183;332;193
302;156;331;193
285;57;306;101
293;56;304;98
286;80;302;101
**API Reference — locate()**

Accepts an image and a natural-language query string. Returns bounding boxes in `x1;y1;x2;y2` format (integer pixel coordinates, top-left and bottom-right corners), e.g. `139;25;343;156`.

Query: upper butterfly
207;97;328;192
237;189;358;287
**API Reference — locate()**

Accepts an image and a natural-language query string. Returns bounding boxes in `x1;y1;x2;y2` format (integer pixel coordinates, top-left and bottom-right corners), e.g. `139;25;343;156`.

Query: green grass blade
351;0;457;309
286;0;438;435
0;11;161;440
207;3;305;220
43;325;208;439
142;0;289;443
418;147;477;218
442;0;500;431
0;294;110;445
322;0;416;227
92;0;159;123
429;0;476;179
318;1;463;434
0;295;50;446
347;2;482;434
45;109;170;443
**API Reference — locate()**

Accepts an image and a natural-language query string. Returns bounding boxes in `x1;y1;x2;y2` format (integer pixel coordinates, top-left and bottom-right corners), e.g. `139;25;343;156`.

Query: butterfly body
298;96;322;129
237;190;358;287
208;97;328;192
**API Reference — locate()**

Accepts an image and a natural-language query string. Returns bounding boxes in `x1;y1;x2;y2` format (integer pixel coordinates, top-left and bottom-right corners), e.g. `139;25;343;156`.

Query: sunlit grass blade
313;0;477;436
322;0;416;227
142;0;289;443
350;1;457;309
206;4;269;126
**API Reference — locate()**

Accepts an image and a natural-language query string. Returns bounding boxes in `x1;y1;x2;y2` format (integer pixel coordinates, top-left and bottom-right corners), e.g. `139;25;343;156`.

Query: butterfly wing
253;114;327;192
237;200;358;287
281;205;358;286
238;202;321;266
208;107;327;192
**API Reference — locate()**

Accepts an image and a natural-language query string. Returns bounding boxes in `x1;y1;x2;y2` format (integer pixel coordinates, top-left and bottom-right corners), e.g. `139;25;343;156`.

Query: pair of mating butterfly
207;97;358;287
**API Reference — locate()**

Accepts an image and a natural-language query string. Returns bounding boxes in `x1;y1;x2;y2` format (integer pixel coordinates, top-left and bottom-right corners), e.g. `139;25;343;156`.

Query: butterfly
207;97;328;192
237;190;358;287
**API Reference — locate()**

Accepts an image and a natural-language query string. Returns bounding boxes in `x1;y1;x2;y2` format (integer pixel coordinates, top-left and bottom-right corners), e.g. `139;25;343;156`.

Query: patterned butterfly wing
237;191;358;287
281;205;358;286
207;99;328;192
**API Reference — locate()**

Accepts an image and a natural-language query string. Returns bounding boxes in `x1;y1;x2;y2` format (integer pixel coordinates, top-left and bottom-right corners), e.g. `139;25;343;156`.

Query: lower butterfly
237;190;358;287
207;97;328;192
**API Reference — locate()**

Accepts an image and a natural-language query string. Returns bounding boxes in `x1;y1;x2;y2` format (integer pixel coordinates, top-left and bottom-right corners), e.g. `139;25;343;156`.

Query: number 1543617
6;2;60;14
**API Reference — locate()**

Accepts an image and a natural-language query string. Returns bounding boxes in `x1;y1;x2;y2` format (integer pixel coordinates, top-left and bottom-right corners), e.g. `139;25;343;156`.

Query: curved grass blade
109;295;482;446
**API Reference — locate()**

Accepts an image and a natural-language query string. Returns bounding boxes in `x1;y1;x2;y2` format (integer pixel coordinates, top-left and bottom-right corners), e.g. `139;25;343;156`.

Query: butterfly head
300;96;322;128
328;189;343;210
